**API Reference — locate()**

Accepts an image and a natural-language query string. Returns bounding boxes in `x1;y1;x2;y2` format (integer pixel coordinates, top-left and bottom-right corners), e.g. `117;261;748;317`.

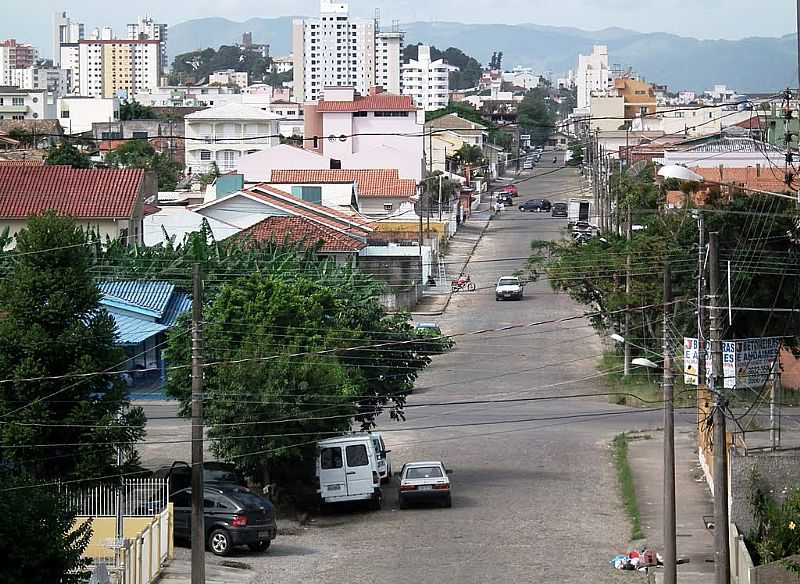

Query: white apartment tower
293;1;404;102
401;45;449;112
53;11;84;65
127;17;168;74
576;45;610;110
73;39;161;98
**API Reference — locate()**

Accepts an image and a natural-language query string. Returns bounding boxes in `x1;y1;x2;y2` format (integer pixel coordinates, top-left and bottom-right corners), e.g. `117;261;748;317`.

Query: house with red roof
0;165;157;247
302;87;424;182
269;168;417;216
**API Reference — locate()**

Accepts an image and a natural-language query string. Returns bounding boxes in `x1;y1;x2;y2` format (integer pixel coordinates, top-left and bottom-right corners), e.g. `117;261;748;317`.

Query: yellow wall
374;221;448;237
103;43;134;98
76;516;156;558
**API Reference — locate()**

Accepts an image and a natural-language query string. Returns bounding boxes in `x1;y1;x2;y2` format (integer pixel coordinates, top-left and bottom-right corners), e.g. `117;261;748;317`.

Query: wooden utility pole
191;263;205;584
663;262;676;584
709;232;730;584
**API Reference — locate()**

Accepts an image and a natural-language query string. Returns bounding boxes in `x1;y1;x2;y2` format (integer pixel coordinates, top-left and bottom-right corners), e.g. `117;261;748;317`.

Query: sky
6;0;797;56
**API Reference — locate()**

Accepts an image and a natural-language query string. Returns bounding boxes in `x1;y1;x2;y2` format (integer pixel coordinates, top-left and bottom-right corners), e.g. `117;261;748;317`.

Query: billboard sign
683;337;781;389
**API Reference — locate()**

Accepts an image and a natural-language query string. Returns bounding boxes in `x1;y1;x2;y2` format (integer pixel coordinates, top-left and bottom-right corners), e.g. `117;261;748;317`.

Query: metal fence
62;478;168;517
118;506;172;584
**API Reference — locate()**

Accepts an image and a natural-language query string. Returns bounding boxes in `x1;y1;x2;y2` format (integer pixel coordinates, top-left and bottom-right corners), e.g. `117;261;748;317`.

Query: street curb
414;209;496;317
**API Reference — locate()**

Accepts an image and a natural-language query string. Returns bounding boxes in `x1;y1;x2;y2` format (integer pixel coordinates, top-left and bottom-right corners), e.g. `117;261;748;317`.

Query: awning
111;313;168;345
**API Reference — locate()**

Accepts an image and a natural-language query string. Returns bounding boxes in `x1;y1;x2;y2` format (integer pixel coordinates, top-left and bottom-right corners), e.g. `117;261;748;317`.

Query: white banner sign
683;337;781;389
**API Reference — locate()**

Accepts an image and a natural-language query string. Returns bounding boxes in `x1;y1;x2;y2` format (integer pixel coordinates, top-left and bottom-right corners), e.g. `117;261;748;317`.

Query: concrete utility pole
438;173;443;222
709;232;730;584
697;213;706;387
663;262;677;584
191;263;205;584
624;207;632;376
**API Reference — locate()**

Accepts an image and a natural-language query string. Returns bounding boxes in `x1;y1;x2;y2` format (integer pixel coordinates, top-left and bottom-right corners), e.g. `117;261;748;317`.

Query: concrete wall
729;449;800;536
76;516;156;558
379;282;422;312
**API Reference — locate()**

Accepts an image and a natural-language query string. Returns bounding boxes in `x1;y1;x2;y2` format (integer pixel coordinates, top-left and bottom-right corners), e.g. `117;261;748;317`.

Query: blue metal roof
111;313;169;345
161;292;192;328
99;281;176;318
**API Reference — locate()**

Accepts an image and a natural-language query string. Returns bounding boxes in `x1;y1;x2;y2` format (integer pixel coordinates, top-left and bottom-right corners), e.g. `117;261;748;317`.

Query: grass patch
601;352;695;409
612;432;644;541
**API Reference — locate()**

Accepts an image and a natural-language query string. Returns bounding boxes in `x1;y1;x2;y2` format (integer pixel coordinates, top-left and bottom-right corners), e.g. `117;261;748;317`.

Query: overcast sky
6;0;796;53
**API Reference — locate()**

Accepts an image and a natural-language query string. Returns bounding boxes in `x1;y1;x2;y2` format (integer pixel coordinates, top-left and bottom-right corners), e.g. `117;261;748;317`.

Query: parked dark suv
154;461;246;495
519;199;552;213
171;484;277;556
551;202;568;218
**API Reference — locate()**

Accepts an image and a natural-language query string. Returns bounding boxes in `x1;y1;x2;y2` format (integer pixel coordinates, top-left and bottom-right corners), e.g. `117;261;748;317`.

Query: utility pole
663;262;677;584
697;213;706;387
770;355;782;450
709;232;730;584
191;263;205;584
624;207;632;376
438;173;443;222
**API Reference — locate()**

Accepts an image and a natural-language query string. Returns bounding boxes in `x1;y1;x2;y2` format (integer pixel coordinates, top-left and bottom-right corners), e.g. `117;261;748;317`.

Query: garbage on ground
610;547;663;572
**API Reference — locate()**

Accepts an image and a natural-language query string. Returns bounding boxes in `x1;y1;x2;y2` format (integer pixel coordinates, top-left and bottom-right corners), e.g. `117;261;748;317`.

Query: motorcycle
451;275;477;293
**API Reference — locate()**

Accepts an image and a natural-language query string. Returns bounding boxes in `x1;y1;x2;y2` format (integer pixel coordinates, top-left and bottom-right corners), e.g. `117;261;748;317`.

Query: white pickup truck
495;276;524;301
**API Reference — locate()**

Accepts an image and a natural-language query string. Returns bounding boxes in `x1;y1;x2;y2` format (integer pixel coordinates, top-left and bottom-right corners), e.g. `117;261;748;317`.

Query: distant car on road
501;185;519;197
551;202;568;218
496;193;514;206
171;484;277;556
495;276;524;301
398;461;452;509
518;199;552;213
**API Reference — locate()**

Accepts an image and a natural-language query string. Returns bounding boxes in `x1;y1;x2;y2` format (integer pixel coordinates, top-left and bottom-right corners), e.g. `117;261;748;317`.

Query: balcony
0;103;29;114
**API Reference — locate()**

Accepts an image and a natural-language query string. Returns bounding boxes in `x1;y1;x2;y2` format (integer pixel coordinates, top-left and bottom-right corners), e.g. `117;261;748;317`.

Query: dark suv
551;202;568;218
154;461;246;495
171;484;277;556
519;199;552;213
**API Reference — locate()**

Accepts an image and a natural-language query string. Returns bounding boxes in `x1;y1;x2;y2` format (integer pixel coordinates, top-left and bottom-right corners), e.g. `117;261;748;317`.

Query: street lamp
632;357;659;369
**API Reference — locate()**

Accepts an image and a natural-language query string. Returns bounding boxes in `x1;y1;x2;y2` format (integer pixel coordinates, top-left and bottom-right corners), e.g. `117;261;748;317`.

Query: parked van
370;432;392;484
316;434;382;508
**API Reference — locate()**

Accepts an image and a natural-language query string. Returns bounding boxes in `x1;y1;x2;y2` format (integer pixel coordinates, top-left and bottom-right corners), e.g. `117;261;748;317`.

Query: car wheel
248;540;271;553
208;529;232;556
518;207;524;212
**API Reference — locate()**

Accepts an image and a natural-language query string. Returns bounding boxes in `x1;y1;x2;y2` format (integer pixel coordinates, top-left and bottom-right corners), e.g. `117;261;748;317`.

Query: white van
316;435;382;508
370;432;392;484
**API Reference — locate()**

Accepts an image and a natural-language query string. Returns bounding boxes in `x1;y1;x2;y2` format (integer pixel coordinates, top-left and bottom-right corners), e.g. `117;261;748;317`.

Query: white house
184;103;282;174
401;45;449;112
303;87;424;182
209;69;249;89
0;87;57;121
237;143;332;184
57;95;119;134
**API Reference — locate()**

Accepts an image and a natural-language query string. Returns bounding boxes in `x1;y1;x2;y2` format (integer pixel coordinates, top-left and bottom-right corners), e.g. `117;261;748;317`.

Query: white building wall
57;96;119;134
577;45;610;110
0;89;56;121
10;68;70;96
185;116;280;174
401;45;449;112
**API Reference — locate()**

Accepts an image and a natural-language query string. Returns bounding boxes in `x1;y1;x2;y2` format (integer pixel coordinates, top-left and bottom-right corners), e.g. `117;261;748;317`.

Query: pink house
302;87;425;182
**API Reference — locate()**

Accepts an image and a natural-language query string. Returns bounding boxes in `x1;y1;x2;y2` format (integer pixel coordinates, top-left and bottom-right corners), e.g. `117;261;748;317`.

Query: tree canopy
45;142;92;168
0;213;146;481
517;87;557;145
105;140;183;190
171;45;270;85
120;99;157;121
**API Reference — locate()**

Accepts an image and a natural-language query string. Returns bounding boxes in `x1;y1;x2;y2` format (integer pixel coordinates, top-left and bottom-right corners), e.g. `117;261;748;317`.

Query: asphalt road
228;157;668;584
146;157;676;583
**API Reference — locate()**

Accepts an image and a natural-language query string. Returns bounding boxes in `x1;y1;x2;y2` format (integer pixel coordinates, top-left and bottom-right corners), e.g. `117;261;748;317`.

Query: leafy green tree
426;102;488;126
120;99;157;121
518;87;557;144
455;143;484;167
0;213;146;480
105;140;183;190
171;45;270;84
7;128;34;147
0;472;93;583
164;252;449;495
45;142;92;168
569;141;584;166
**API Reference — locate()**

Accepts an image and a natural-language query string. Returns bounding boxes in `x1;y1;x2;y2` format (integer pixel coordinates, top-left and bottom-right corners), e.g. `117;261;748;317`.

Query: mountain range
169;17;798;92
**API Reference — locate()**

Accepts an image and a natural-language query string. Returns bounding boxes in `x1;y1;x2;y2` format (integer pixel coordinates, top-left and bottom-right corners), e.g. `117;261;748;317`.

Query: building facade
126;17;168;75
0;87;56;121
10;67;69;96
292;1;403;102
58;96;119;134
0;40;39;84
401;45;449;112
576;45;610;110
72;39;161;98
53;11;84;65
184;103;282;174
209;69;249;89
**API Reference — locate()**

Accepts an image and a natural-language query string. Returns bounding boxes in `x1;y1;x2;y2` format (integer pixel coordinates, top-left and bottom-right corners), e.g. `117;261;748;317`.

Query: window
291;185;322;204
330;159;341;169
320;447;343;470
374;111;409;117
200;150;212;161
12;97;24;106
132;131;148;139
171;491;191;508
406;466;443;479
346;444;369;467
353;111;367;117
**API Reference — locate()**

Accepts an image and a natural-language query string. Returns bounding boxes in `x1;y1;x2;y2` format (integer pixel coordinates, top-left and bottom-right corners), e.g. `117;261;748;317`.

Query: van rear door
319;446;347;499
344;442;374;497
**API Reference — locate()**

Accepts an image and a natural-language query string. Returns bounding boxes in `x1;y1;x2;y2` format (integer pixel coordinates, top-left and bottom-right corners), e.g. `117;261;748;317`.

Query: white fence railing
730;523;756;584
62;478;168;517
118;505;172;584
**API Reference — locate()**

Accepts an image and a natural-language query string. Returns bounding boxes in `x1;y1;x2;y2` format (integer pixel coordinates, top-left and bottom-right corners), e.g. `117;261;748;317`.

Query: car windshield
230;490;270;510
498;278;519;286
204;469;241;483
406;466;443;479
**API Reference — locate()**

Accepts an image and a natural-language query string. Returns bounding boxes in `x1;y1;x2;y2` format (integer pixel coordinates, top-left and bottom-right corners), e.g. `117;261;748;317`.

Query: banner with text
683;337;781;389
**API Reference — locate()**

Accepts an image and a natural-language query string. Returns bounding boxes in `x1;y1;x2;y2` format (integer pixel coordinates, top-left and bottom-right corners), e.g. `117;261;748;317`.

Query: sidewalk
627;429;715;583
411;204;494;317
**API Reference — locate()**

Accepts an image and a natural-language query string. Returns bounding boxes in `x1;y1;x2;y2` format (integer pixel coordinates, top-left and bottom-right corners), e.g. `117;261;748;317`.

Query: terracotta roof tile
270;169;417;199
0;166;145;219
317;94;416;113
690;166;789;194
0;159;45;166
234;216;367;253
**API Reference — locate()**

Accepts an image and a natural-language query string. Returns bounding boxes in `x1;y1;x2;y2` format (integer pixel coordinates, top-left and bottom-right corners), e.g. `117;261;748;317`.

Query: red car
499;185;519;197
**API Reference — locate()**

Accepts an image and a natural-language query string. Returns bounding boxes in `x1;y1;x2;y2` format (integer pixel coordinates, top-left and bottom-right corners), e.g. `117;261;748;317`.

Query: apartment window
61;110;70;118
374;111;409;117
200;150;212;161
12;115;24;120
12;97;24;106
353;111;368;117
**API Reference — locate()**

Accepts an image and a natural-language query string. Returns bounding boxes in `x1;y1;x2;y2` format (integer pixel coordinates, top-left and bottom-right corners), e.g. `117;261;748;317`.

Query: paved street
159;158;676;584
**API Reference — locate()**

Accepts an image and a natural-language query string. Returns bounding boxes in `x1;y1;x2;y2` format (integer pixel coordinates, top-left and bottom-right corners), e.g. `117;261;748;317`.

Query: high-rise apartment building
53;11;84;65
71;39;161;98
10;67;69;96
576;45;610;110
0;40;39;85
401;45;449;112
127;17;168;74
292;1;403;102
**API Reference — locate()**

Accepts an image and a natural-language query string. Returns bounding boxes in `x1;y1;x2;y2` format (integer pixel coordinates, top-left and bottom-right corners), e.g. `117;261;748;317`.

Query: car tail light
433;484;450;491
372;471;379;485
231;515;248;527
399;485;417;492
